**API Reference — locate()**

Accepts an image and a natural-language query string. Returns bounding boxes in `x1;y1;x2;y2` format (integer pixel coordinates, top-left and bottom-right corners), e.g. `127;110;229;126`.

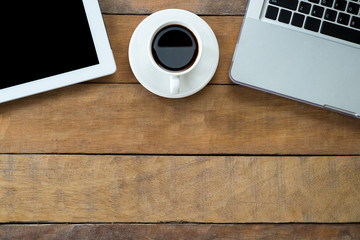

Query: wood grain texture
99;0;248;15
98;15;242;84
1;224;360;240
0;84;359;155
0;155;359;223
2;0;358;236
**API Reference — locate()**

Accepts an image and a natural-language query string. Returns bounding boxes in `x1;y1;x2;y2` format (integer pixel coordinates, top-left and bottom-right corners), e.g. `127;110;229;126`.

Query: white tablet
1;0;116;103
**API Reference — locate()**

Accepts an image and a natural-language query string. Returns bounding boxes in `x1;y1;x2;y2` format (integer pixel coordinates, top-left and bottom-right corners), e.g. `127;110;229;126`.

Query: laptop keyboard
265;0;360;45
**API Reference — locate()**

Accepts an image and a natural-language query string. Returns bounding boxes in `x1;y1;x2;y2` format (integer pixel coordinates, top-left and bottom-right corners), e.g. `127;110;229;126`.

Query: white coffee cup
148;21;203;95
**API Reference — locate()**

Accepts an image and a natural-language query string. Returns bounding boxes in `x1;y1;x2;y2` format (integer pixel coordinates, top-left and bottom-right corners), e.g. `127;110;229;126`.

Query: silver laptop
230;0;360;119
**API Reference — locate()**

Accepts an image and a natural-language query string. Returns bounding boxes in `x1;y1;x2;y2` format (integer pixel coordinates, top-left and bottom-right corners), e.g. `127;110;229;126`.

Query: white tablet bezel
0;0;116;104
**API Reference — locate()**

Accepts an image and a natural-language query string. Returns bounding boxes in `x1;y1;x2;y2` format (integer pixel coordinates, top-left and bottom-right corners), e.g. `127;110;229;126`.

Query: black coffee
152;25;199;72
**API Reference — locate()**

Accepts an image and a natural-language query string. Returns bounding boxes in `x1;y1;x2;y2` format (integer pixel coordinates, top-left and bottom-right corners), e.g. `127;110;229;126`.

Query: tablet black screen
2;1;99;89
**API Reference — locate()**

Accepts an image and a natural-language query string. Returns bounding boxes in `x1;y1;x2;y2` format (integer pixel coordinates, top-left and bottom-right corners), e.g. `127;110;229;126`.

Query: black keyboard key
321;21;360;44
305;16;321;31
338;12;350;25
266;5;279;20
325;9;338;21
309;0;320;3
347;2;360;14
350;16;360;29
269;0;299;10
321;0;334;7
291;13;305;27
311;5;325;18
279;9;292;23
299;1;312;13
334;0;347;10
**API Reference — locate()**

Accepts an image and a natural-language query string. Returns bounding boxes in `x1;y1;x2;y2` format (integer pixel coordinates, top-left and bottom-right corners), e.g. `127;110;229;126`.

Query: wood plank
99;0;248;15
99;15;242;85
0;155;359;222
0;84;359;155
1;224;360;239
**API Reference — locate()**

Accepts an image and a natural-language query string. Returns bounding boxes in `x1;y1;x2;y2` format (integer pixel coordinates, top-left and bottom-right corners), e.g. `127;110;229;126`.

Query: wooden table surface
1;0;360;239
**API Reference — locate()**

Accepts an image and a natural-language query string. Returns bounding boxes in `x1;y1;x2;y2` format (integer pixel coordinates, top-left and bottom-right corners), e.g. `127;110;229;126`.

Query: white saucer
129;9;219;98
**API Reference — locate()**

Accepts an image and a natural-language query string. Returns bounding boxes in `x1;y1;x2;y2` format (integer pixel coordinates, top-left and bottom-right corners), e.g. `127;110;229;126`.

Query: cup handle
170;75;180;94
